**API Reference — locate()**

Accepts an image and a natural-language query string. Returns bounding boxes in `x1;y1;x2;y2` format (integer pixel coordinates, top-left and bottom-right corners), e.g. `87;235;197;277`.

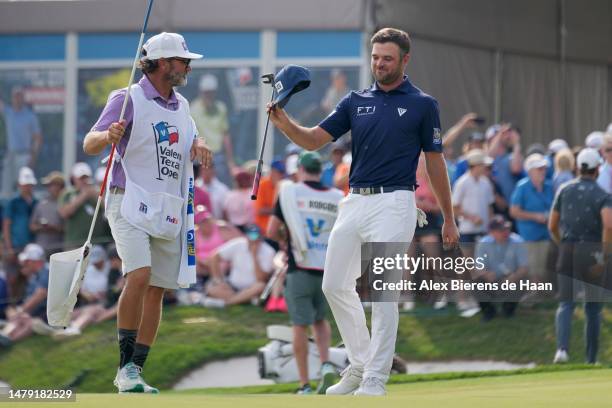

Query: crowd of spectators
1;76;610;367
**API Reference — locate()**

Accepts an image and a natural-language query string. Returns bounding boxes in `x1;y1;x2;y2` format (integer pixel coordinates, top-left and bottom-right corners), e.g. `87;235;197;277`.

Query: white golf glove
416;207;428;228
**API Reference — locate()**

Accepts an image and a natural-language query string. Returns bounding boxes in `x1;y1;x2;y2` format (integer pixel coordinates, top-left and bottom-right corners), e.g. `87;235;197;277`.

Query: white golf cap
285;154;299;175
466;149;493;166
72;162;92;179
548;138;569;154
585;131;604;149
524;153;549;171
576;147;602;170
142;32;203;60
199;74;218;91
89;245;108;264
17;167;37;185
18;243;45;263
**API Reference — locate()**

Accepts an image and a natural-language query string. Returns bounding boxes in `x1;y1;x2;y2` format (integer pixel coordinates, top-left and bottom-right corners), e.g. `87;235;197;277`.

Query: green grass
1;303;611;392
7;369;612;408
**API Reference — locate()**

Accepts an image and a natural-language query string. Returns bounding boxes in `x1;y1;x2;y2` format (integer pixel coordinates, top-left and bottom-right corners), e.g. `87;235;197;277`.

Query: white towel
177;162;196;287
278;180;308;263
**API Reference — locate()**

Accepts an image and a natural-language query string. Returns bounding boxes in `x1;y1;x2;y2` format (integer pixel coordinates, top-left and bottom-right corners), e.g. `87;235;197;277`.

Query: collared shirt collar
369;75;413;94
138;75;179;106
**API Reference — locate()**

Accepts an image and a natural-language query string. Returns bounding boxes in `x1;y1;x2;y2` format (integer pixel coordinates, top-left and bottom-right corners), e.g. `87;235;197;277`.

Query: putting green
10;369;612;408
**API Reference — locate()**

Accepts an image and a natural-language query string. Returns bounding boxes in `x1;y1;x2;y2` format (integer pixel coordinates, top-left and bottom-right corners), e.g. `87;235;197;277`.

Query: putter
250;73;276;200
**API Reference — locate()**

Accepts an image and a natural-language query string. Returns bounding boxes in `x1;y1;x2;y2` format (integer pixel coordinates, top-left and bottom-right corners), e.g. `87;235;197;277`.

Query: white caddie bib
287;183;343;271
119;85;193;240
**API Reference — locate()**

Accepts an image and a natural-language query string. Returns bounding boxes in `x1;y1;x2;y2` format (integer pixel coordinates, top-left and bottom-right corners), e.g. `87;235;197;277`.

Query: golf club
250;73;276;200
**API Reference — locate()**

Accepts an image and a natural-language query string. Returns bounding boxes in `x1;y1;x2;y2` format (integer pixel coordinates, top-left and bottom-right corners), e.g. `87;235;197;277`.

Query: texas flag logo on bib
154;121;180;145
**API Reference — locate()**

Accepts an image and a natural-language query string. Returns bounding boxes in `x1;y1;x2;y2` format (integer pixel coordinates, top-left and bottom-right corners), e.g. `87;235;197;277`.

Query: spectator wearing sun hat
3;167;38;297
30;171;65;256
510;153;556;288
452;149;495;243
510;154;554;242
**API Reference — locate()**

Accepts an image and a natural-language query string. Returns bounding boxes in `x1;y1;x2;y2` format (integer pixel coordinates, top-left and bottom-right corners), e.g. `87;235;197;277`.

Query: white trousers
322;190;416;381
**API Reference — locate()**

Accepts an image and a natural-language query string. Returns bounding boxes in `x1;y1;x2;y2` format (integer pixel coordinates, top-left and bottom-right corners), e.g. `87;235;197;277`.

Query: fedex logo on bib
153;121;182;180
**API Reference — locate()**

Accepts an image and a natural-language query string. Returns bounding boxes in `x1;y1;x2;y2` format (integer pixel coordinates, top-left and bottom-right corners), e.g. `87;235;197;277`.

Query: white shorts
106;192;181;289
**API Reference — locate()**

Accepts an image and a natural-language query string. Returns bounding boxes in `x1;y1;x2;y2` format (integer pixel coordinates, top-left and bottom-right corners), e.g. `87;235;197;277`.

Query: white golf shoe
113;362;159;394
553;349;569;364
325;365;362;395
354;376;386;396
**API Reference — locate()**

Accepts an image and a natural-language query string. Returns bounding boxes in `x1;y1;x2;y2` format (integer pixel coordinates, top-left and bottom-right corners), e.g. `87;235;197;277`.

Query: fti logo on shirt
166;215;179;224
139;202;148;214
356;106;376;116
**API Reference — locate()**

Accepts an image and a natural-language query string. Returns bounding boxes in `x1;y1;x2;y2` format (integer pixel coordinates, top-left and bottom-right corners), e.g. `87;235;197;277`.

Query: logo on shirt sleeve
433;128;442;144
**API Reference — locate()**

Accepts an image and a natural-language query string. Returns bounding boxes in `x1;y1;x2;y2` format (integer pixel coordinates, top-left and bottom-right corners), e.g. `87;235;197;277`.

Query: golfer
268;28;459;395
84;32;211;393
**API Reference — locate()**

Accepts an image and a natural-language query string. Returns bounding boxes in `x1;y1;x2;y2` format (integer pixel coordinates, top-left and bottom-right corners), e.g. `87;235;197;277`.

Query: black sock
118;328;138;368
132;343;151;369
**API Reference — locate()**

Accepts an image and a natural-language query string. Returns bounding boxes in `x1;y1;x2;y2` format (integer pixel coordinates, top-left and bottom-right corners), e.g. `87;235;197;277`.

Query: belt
109;186;125;194
349;186;416;195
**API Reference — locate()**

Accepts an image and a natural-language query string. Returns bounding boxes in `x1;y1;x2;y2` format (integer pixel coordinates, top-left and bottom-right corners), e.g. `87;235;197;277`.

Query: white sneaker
325;365;363;395
402;301;415;311
433;295;448;310
459;306;481;318
31;318;58;336
52;326;81;339
113;362;159;393
553;349;569;364
200;296;225;308
354;376;386;396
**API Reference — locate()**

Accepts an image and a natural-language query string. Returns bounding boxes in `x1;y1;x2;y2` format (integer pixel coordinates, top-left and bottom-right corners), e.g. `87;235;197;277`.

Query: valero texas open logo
152;121;182;180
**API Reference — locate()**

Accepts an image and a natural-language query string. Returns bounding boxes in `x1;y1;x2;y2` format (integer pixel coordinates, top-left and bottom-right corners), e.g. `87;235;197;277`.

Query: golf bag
257;325;349;383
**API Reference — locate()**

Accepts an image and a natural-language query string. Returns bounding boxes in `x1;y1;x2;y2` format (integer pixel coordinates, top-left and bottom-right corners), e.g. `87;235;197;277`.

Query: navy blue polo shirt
319;76;442;188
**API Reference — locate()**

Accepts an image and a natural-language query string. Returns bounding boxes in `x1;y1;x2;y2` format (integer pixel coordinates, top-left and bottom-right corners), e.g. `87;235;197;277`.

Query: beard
373;65;404;85
166;71;188;87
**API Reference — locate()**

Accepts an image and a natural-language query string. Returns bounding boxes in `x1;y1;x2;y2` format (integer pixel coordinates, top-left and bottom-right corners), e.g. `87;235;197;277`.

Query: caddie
268;28;459;396
83;32;211;393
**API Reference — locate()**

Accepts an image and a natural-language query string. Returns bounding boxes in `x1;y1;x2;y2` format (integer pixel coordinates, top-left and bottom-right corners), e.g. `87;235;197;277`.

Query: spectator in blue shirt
0;88;43;197
474;215;529;321
487;124;525;203
552;148;575;193
320;140;347;188
0;244;48;347
510;154;554;241
3;167;38;298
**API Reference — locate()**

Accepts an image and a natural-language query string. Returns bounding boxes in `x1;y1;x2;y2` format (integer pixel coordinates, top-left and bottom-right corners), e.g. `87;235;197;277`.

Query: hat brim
145;51;203;60
274;79;311;108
